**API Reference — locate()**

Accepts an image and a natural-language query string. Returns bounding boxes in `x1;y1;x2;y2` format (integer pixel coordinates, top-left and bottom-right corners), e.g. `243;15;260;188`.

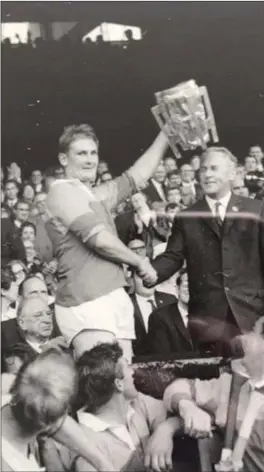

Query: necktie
215;201;223;227
147;299;156;312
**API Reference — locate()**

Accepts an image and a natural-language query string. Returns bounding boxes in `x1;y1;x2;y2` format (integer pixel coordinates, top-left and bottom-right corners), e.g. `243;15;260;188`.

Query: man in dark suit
141;147;264;356
143;162;167;203
129;270;177;356
148;269;193;355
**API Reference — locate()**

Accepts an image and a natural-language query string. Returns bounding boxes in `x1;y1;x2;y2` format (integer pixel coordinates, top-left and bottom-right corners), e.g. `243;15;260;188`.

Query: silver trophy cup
151;80;219;158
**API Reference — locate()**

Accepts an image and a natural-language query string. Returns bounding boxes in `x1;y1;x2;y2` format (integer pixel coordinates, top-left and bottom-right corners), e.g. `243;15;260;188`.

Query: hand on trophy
137;258;158;287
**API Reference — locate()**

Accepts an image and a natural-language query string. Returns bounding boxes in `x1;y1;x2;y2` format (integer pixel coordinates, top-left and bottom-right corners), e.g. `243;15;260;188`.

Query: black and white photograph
1;1;264;471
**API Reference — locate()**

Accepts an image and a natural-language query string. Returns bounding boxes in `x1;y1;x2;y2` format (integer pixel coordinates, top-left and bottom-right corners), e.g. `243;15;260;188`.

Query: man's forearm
128;131;168;188
53;416;114;471
154;416;184;436
88;230;142;269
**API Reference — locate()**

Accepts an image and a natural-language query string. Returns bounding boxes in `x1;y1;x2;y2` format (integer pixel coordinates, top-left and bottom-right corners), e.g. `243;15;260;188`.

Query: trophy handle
200;86;219;144
151;105;182;159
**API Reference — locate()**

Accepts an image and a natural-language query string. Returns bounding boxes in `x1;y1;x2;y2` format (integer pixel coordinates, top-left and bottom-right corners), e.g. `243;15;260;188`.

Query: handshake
137;258;158;286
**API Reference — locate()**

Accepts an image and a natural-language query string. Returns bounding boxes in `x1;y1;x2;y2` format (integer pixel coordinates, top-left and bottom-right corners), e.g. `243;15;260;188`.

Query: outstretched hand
137;258;158;287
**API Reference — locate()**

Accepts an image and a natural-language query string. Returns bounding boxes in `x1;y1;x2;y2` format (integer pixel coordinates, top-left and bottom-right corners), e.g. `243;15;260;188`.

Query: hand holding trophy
151;79;219;158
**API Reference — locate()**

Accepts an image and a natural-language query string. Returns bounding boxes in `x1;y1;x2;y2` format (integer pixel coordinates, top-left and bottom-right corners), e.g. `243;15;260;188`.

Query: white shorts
55;288;135;346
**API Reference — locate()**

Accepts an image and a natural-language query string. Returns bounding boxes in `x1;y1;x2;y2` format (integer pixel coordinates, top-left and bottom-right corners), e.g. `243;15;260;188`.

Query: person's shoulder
238;195;263;210
150;300;178;322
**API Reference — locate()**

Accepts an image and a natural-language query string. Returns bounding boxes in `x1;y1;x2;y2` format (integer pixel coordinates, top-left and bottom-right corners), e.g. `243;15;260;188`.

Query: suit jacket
1;217;26;266
148;302;194;355
130;290;177;356
152;194;264;342
1;313;60;358
143;180;167;203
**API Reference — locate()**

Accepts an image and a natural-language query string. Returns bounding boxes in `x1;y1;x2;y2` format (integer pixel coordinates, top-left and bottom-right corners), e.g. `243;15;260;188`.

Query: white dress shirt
205;191;232;221
135;294;156;332
151;179;166;201
177;301;189;327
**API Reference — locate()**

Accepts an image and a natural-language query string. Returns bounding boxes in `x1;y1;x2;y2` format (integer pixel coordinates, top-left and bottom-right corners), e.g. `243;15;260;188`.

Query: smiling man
144;147;264;356
45;124;168;361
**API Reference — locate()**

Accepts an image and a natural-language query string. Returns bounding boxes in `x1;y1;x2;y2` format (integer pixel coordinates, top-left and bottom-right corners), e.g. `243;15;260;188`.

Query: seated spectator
6;162;22;184
180;186;196;209
148;269;194;355
75;342;183;472
244;155;258;174
7;259;28;287
4;179;20;210
20;183;36;207
164;156;178;174
2;276;60;352
2;296;65;359
180;163;203;200
143;162;167;203
166;170;182;189
166;187;182;205
20;221;41;266
100;171;113;182
244;157;264;196
163;332;264;472
1;210;26;265
13;200;30;228
130;192;167;259
1;203;11;219
232;176;249;197
1;350;77;471
30;168;44;193
1;266;19;322
248;145;264;171
190;155;201;173
130;268;177;356
30;192;54;263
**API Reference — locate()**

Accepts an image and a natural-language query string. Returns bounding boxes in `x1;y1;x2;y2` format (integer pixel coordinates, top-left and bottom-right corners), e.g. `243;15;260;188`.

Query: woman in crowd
7;259;28;287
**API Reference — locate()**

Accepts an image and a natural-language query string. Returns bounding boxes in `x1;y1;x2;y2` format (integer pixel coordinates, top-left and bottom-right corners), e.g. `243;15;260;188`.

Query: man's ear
58;153;68;168
114;377;124;393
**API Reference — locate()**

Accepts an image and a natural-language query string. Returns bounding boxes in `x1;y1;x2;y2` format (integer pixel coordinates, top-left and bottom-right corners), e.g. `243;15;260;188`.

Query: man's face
5;182;18;200
60;137;99;184
249;146;263;162
181;187;195;207
245;157;257;173
233;178;249;197
131;192;148;211
153;164;166;183
167;188;181;205
31;170;43;185
200;152;236;198
178;274;189;304
168;173;182;188
19;298;53;340
164;157;177;174
22;277;49;303
118;357;138;400
15;203;30;223
180;165;195;183
35;193;47;215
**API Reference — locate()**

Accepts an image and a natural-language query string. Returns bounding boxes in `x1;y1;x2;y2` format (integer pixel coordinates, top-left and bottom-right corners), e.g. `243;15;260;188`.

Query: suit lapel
172;305;193;347
223;194;242;237
131;294;147;334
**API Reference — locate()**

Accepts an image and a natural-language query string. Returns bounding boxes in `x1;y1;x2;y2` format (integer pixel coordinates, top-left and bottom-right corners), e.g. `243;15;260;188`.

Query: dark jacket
130;290;177;356
148;302;194;355
152;194;264;342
